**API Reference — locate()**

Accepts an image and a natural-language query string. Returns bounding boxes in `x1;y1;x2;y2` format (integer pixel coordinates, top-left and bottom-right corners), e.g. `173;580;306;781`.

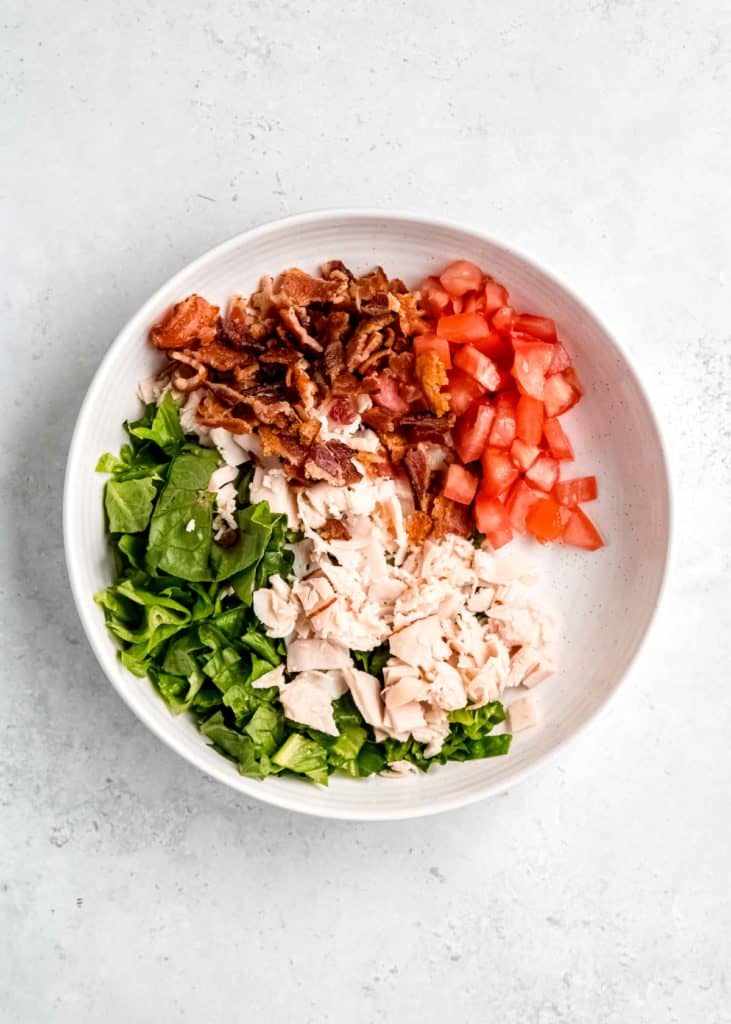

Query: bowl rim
63;207;674;821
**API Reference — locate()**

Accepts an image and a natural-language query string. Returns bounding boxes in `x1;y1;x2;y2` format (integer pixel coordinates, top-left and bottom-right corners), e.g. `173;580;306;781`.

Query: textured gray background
2;1;730;1021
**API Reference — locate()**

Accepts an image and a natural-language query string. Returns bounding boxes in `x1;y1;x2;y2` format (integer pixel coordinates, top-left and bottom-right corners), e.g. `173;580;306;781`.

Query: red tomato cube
447;370;486;416
453;345;501;391
413;333;452;369
453;403;496;463
474;491;511;535
543;370;581;417
512;314;557;342
483;280;509;316
553;476;598;506
542;417;574;460
548;341;572;375
437;312;491;344
516;394;544;445
510;438;541;471
562;507;604;550
480;448;520;498
505;479;542;533
419;277;452;317
443;464;479;505
440;260;483;298
491;305;514;333
525;454;560;493
487;525;513;550
488;392;518;448
511;340;554;399
525;497;570;543
470;331;513;366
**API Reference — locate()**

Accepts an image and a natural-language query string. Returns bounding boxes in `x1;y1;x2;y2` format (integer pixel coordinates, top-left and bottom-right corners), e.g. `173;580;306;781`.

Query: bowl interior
64;212;670;819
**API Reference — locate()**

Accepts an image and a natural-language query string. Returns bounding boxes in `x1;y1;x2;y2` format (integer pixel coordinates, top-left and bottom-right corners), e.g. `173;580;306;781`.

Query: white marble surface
2;1;730;1020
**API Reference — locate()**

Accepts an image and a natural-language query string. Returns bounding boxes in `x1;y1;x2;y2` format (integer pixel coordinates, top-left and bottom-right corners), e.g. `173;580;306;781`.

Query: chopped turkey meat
508;696;538;733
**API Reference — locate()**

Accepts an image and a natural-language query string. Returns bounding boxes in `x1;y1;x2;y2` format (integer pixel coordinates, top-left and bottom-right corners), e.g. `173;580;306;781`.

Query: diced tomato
372;375;409;415
470;330;513;366
491;305;514;333
474;491;511;535
512;339;554;399
420;276;452;318
525;453;560;493
413;333;452;369
543;417;574;460
510;438;540;471
447;369;486;415
440;260;483;298
443;463;479;505
505;478;542;533
453;403;495;463
548;341;572;375
483;279;509;316
453;345;501;391
512;314;557;342
516;394;544;445
437;312;491;344
488;392;518;448
461;291;485;313
562;507;604;550
525;497;570;543
493;366;515;392
553;475;598;506
486;526;513;550
563;366;583;395
543;370;581;417
480;447;520;498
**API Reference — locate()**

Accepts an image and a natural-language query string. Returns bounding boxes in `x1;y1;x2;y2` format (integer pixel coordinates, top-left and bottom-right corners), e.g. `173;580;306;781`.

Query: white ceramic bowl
64;210;671;820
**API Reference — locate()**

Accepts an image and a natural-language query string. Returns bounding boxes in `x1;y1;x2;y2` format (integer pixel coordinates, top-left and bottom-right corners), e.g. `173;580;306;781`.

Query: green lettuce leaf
104;477;157;533
272;734;329;785
127;392;184;454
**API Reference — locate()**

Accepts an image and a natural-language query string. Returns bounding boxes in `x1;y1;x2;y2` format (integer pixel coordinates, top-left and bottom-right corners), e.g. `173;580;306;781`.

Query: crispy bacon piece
353;266;389;305
361;406;397;434
328;397;358;425
275;268;342;307
280;307;323;353
431;496;472;539
150;295;219;350
404;445;431;510
387;290;427;337
257;425;308;464
169;351;208;391
232;362;260;388
319;518;351;541
195;392;254;433
388;351;415;382
378;431;408;463
406;510;433;544
345;313;394;372
288;358;318;410
415;349;450;416
296;417;322;446
304;441;362;486
193;341;246;372
221;295;250;346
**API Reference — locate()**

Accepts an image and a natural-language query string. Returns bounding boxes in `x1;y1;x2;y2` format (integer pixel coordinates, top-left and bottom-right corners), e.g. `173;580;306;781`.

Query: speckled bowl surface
64;210;671;820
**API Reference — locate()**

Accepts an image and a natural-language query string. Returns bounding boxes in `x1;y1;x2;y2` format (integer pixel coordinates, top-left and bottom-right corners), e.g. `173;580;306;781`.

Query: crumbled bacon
415;349;450;416
279;307;323;354
150;295;219;349
431;496;472;539
169;351;207;391
404;446;431;511
319;518;351;541
288;358;318;410
345;313;394;372
196;392;253;433
406;511;433;544
328;398;358;425
275;268;341;307
304;441;362;486
148;262;443;490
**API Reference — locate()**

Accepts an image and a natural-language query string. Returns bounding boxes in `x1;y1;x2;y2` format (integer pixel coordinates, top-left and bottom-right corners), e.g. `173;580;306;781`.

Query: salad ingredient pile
96;258;604;785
